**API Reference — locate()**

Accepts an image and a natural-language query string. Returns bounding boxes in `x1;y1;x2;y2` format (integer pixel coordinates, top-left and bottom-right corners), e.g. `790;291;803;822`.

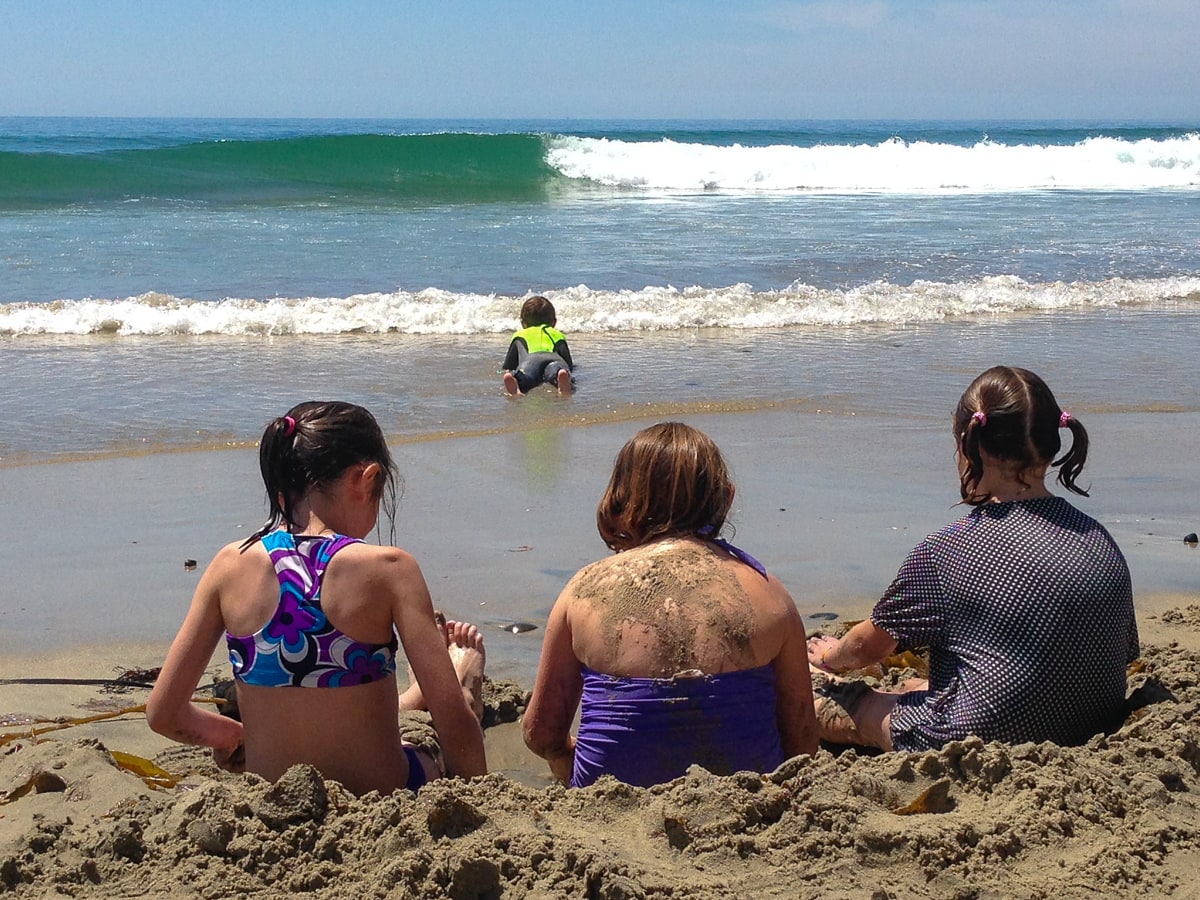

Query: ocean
2;117;1198;664
2;117;1199;464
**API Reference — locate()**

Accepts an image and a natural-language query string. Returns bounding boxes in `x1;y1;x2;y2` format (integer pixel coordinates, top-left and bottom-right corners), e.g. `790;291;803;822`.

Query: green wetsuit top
512;324;567;354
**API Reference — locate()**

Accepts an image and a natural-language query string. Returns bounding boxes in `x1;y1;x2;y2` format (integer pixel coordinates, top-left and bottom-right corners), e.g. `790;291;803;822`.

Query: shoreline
3;407;1198;674
5;305;1200;467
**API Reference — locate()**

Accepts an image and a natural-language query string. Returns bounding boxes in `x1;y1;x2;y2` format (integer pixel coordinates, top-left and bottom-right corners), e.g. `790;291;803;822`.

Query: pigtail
1052;413;1090;496
955;367;1095;504
957;412;989;505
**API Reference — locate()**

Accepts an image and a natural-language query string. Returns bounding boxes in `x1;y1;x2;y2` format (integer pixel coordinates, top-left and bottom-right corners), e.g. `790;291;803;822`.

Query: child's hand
807;634;840;672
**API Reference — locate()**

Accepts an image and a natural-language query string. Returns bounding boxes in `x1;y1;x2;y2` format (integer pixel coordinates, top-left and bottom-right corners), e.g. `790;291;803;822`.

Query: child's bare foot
445;619;486;722
503;372;521;396
556;368;573;397
401;610;449;711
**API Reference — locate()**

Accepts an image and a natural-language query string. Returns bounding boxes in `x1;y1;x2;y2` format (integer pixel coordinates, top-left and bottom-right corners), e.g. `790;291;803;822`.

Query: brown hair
596;422;734;552
245;400;400;547
520;295;557;328
954;366;1089;505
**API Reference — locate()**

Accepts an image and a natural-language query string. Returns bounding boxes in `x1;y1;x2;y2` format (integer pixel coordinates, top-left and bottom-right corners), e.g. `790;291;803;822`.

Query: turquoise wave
0;132;564;207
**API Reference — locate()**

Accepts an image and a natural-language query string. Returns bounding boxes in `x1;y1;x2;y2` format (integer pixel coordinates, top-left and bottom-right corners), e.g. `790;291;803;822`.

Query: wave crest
546;134;1200;193
4;277;1198;337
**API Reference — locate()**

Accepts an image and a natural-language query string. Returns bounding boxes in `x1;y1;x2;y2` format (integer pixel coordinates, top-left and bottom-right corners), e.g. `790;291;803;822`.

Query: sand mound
2;650;1198;899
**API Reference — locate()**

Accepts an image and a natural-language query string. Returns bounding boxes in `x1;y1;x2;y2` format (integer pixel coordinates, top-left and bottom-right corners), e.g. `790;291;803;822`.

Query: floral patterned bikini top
226;530;399;688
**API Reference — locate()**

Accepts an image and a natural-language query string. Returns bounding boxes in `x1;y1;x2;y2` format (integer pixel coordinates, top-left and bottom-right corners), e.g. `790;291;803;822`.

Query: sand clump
1;647;1199;899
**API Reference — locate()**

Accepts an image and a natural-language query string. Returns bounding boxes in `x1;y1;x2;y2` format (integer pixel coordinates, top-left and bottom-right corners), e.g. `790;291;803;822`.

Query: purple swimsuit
569;534;781;788
571;664;783;788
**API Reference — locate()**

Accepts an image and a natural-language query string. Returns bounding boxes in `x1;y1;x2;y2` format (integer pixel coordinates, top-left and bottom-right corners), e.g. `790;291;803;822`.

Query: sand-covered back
3;614;1200;900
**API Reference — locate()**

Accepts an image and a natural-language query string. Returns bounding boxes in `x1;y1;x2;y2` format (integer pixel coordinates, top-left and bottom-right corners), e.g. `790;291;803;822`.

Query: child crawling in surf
148;401;487;795
501;295;575;397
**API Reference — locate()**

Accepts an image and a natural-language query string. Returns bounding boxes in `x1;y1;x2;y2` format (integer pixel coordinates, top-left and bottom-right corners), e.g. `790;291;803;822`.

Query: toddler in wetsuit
501;295;574;397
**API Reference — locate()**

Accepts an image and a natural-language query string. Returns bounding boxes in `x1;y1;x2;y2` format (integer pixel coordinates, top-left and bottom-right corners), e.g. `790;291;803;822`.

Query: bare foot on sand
556;368;573;397
446;619;486;722
400;615;486;722
503;372;521;396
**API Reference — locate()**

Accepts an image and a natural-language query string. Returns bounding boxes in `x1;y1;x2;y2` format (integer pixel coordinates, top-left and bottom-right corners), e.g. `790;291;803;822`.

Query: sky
1;0;1198;121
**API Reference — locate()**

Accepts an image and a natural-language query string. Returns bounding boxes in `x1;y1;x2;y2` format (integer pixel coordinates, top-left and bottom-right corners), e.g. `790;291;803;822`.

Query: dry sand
3;599;1200;900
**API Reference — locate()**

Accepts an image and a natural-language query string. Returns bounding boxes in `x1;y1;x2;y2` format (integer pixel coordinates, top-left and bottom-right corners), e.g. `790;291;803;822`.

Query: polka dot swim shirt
872;496;1138;752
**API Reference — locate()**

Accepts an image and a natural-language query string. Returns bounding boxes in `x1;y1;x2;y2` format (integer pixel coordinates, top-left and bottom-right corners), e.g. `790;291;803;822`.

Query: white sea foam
545;134;1200;193
3;277;1199;337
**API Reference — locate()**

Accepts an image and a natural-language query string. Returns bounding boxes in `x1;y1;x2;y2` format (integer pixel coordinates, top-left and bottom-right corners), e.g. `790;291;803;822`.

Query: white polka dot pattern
872;496;1138;752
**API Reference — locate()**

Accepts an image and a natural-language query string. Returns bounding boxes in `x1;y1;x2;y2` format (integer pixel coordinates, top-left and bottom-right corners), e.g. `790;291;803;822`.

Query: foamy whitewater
1;117;1199;461
545;133;1200;192
3;276;1200;337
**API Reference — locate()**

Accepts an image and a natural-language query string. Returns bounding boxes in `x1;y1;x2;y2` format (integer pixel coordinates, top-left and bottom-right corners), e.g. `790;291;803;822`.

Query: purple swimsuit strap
697;525;767;578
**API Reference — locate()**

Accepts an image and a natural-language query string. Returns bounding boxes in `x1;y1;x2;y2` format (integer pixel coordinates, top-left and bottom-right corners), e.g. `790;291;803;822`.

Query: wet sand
4;406;1197;677
2;406;1198;897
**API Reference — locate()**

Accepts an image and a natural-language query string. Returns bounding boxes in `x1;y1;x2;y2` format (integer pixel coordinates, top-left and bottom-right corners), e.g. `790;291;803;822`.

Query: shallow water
2;306;1198;465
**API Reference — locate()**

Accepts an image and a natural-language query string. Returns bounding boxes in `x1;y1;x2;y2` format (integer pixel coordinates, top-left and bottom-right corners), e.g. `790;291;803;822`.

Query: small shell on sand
500;622;538;634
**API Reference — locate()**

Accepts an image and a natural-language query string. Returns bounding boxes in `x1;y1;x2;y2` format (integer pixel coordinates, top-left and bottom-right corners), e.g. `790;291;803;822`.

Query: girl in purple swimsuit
524;422;820;787
806;367;1138;752
148;401;487;795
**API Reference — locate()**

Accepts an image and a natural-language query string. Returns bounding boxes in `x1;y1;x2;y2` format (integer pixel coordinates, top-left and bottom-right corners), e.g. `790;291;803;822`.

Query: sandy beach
3;615;1200;898
2;407;1199;898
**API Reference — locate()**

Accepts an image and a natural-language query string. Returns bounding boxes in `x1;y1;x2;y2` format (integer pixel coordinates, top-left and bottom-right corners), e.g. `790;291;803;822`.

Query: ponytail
242;401;399;549
1052;412;1090;496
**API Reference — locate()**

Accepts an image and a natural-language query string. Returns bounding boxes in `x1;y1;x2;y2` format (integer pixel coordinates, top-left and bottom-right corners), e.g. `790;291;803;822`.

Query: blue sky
2;0;1197;120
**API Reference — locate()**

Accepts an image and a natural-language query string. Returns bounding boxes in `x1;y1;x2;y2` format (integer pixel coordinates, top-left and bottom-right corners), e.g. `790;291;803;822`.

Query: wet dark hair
244;401;400;547
596;422;734;552
520;295;557;328
954;366;1089;505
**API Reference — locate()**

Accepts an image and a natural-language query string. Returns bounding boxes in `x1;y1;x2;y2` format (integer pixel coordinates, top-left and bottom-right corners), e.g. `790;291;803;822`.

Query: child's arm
502;339;522;372
146;544;245;769
554;339;574;370
523;591;583;784
386;550;487;778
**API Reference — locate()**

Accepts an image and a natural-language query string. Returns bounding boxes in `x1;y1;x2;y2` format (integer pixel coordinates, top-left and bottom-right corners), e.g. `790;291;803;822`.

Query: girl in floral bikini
148;401;486;795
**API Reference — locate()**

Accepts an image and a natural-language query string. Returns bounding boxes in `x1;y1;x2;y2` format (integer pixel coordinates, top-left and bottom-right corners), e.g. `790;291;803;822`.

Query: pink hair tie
1059;411;1072;428
282;415;297;437
972;411;987;427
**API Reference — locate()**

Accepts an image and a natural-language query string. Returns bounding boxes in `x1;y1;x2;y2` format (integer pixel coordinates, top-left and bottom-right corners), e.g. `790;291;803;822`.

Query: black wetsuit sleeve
502;338;525;371
554;339;574;370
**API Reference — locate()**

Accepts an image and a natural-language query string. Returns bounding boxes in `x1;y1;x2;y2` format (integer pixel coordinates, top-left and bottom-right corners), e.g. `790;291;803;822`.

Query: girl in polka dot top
807;366;1139;752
